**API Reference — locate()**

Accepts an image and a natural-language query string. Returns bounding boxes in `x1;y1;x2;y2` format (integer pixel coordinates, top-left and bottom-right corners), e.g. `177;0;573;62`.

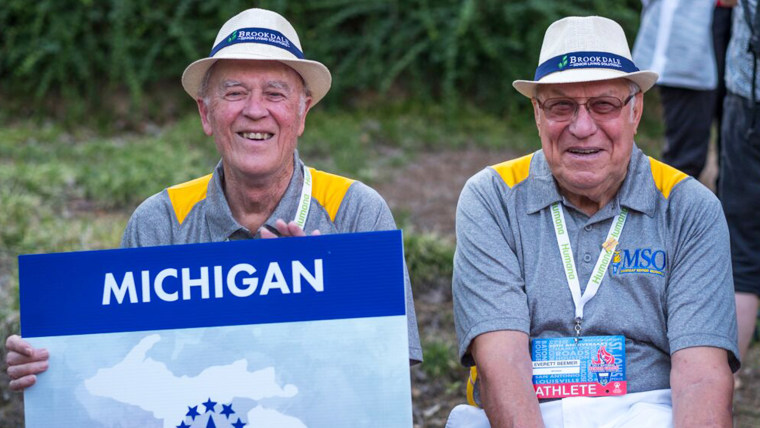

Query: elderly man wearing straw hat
5;8;422;391
447;16;739;428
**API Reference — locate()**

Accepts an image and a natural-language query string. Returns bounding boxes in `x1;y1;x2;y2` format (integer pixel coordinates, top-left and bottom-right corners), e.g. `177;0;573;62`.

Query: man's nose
568;103;598;137
243;94;268;119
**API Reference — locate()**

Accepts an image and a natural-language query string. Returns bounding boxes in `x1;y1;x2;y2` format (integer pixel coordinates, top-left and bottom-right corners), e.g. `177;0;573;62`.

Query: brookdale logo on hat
512;16;659;98
181;8;332;105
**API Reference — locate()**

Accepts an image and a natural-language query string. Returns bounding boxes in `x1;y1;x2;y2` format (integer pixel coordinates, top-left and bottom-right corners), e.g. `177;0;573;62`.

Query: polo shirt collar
524;150;563;214
205;151;306;240
616;145;658;217
524;145;657;218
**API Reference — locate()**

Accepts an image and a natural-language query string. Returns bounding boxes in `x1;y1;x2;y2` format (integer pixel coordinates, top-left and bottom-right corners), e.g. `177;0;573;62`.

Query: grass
421;340;462;379
403;232;455;291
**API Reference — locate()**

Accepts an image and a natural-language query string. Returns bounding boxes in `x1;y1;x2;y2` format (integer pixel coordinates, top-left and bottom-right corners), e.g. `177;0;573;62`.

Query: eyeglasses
535;93;637;122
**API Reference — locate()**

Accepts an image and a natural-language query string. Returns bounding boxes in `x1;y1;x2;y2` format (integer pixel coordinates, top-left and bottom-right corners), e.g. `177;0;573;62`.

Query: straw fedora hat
182;8;332;105
513;16;658;98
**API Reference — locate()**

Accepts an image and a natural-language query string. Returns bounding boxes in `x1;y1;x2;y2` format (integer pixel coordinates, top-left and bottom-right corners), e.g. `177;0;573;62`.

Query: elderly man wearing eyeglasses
447;16;739;428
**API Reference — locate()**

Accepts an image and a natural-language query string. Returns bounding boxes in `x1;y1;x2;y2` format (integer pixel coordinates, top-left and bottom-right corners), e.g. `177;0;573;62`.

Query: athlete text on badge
534;382;598;398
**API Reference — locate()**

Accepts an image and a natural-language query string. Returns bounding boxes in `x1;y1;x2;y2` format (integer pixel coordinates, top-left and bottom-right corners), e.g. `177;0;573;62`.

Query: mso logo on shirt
610;248;667;277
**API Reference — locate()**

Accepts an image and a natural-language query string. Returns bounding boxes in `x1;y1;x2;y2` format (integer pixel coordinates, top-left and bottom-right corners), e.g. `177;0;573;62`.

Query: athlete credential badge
531;336;627;399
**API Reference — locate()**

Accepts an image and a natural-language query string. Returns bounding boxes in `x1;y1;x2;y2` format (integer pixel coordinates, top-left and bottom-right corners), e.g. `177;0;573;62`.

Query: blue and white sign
19;231;412;427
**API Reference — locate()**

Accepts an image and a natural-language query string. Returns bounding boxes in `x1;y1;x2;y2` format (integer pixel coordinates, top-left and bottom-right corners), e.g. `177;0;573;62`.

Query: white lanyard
550;203;628;338
294;165;313;229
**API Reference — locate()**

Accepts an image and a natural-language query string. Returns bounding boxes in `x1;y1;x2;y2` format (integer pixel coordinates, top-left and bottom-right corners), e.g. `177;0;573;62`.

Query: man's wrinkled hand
5;334;49;391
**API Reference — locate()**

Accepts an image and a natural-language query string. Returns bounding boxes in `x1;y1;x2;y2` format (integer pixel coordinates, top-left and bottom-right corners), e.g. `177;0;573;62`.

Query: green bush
299;0;642;113
1;0;641;122
421;339;461;379
404;232;454;290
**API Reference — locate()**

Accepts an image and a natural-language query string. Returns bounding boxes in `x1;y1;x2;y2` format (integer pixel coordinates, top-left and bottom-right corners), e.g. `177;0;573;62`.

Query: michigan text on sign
103;260;324;305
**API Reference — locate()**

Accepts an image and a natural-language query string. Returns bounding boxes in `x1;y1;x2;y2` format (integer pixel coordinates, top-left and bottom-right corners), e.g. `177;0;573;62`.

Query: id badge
531;335;627;399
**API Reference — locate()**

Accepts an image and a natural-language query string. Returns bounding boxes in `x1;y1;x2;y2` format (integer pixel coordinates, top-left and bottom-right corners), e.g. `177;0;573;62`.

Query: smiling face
532;79;643;213
198;59;312;185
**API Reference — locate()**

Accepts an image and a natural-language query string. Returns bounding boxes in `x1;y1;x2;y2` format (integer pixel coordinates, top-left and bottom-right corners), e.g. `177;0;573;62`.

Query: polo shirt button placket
584;224;593;232
583;253;592;263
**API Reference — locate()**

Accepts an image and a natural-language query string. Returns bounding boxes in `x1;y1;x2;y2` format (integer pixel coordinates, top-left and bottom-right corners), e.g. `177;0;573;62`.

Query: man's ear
631;91;644;133
197;98;214;136
297;96;313;137
532;98;542;136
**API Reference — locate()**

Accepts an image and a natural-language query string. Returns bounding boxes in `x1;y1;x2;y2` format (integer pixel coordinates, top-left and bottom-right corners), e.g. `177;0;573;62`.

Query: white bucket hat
182;8;332;105
513;16;658;98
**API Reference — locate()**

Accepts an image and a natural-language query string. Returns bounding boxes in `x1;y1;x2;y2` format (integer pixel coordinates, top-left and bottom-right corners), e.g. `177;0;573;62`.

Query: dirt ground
1;148;758;427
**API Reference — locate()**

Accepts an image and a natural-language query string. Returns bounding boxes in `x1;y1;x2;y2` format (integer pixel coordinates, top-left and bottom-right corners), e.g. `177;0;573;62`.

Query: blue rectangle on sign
19;230;406;338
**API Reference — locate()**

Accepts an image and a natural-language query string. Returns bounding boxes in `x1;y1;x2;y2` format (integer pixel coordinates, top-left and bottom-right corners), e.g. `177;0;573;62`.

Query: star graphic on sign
220;403;235;419
202;398;217;413
186;405;201;420
176;398;247;428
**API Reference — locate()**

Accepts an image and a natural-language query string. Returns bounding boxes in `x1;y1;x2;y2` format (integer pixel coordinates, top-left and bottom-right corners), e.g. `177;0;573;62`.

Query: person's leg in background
659;85;716;178
736;292;759;362
720;93;760;385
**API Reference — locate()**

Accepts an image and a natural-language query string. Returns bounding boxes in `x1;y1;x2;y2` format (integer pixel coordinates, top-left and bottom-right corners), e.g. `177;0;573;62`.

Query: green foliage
0;0;251;120
403;232;454;290
1;0;642;122
421;339;461;379
300;0;642;113
0;117;218;209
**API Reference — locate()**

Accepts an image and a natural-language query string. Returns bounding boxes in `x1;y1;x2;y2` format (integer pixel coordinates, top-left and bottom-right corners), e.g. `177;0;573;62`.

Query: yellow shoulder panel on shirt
491;153;534;187
648;157;688;199
309;167;355;222
166;174;212;225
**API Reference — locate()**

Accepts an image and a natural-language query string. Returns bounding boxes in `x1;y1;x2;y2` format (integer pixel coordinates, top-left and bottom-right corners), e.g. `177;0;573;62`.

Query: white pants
445;389;672;428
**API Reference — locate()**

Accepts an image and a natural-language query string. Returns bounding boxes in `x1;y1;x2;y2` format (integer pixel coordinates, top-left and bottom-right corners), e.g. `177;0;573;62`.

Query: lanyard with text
294;165;313;229
550;203;628;342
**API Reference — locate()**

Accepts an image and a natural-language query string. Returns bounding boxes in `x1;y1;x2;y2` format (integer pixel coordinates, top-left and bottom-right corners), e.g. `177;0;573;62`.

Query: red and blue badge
531;335;627;399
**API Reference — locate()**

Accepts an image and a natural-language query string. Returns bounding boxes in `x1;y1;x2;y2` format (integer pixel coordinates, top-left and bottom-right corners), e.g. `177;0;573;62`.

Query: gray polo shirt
122;152;422;363
453;146;739;396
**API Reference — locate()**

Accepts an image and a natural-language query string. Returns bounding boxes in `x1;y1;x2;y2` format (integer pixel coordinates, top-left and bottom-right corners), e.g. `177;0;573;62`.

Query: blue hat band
210;27;304;59
534;51;639;81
